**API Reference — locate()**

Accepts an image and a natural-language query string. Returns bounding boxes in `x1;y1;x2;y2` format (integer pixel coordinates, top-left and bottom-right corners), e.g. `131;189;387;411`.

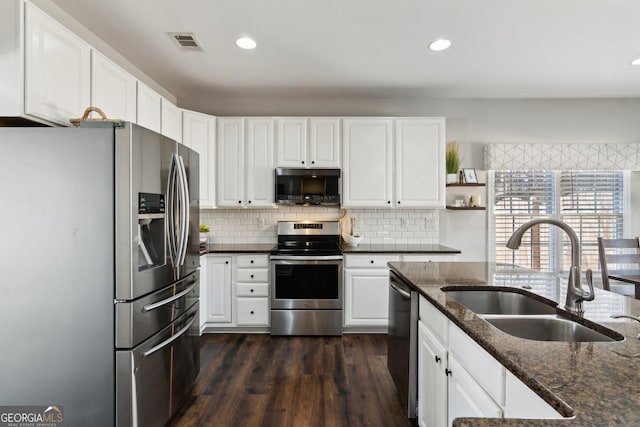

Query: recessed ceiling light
429;39;452;52
236;37;257;50
631;57;640;66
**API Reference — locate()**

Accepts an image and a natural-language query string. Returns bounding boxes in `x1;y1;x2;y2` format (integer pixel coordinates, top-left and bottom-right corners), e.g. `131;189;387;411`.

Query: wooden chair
597;237;640;297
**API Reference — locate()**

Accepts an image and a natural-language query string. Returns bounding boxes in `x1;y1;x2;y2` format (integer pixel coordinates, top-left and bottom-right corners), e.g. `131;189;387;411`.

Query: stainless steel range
270;220;343;335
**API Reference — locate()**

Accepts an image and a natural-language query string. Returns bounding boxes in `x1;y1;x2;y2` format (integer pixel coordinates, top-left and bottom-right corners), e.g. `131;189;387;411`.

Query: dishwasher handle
390;279;411;299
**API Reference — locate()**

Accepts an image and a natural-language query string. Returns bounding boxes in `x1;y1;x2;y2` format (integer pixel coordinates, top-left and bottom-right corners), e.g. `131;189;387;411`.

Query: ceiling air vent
169;33;202;50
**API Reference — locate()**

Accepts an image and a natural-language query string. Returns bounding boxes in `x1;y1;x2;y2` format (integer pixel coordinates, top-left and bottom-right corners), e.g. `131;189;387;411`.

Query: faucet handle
583;269;595;302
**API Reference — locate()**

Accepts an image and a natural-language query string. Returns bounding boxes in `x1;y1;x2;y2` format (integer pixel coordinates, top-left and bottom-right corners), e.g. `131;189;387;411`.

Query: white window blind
493;170;624;274
559;171;624;271
493;171;556;271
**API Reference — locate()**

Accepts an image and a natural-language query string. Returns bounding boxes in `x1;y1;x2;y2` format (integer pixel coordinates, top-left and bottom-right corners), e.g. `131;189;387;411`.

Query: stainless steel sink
482;315;624;342
444;289;557;315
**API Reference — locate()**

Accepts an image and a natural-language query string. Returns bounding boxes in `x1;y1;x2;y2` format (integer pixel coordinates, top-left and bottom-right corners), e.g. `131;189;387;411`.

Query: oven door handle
270;255;344;261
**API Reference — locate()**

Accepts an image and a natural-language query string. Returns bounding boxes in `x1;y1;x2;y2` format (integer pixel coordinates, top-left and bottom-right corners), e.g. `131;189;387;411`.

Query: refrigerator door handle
142;313;196;358
167;154;180;267
141;282;196;313
176;155;190;267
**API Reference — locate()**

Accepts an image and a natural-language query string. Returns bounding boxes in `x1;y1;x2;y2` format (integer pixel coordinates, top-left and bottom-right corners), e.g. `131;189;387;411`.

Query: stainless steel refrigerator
0;122;200;427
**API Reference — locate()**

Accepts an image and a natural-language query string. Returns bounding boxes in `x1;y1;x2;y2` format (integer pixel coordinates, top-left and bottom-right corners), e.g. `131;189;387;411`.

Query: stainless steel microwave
274;168;341;206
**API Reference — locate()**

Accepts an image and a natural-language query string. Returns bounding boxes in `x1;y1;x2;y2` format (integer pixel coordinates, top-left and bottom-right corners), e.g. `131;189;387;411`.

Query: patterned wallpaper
485;143;640;170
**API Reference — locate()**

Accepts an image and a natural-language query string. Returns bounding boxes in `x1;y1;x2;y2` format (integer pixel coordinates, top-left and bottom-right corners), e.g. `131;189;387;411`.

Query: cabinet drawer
236;298;269;326
237;282;269;297
449;322;505;405
419;296;449;345
236;255;269;268
344;254;400;268
237;268;269;282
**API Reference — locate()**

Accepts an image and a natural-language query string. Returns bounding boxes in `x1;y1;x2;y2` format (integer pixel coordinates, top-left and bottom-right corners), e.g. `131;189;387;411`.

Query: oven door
270;256;343;309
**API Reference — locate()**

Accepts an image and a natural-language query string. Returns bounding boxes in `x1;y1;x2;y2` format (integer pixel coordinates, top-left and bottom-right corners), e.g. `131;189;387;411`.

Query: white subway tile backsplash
200;207;440;244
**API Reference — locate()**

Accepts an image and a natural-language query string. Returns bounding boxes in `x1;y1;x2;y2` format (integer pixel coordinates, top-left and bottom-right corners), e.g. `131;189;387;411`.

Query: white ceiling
53;0;640;101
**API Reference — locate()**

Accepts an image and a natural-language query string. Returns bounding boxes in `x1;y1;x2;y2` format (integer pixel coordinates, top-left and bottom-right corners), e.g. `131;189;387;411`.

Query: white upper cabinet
182;109;216;208
136;81;162;133
245;118;275;207
342;118;393;207
90;50;136;122
309;118;341;167
0;0;25;118
276;118;307;167
342;117;445;208
161;98;182;143
217;118;245;207
394;118;445;208
24;2;91;126
276;118;341;168
217;118;274;208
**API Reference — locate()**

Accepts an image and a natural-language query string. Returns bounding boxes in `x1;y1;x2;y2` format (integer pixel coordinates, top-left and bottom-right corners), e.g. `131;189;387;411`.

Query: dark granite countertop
201;243;461;255
340;243;461;254
388;261;640;427
202;243;274;254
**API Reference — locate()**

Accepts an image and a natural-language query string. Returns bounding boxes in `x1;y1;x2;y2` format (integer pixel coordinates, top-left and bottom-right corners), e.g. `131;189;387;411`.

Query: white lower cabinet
417;321;448;427
203;256;232;324
235;255;270;327
417;296;561;425
344;254;455;329
201;254;270;330
344;254;399;328
447;354;503;423
236;298;269;326
504;371;564;419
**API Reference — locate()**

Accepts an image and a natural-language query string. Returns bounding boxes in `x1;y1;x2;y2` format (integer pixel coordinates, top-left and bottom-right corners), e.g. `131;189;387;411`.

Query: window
492;170;625;274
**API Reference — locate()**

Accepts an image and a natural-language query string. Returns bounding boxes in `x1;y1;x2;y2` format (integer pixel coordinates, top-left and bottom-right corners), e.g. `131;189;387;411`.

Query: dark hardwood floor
169;334;413;427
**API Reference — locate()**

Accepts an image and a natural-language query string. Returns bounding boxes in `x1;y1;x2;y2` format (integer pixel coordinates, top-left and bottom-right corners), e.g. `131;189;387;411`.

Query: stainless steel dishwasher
387;270;418;420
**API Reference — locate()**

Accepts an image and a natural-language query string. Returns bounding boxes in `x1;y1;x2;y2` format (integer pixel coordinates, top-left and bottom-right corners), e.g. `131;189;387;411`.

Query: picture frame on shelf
462;168;478;184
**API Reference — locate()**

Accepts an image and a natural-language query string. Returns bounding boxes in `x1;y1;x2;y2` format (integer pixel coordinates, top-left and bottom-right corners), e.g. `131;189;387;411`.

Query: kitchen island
389;261;640;426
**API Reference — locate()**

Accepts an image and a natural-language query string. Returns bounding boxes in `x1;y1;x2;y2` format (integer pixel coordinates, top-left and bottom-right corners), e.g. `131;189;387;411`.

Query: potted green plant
446;142;461;184
199;224;210;243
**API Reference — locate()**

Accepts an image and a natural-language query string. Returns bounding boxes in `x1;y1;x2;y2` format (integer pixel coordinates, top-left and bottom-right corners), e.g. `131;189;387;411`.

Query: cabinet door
205;257;232;323
199;256;207;330
342;118;393;207
309;118;340;168
161;98;182;143
24;2;91;125
91;50;136;122
217;118;245;207
246;118;274;207
504;371;562;419
418;321;448;427
447;355;502;425
276;118;308;167
182;110;216;208
136;81;162;133
394;118;445;208
344;269;389;327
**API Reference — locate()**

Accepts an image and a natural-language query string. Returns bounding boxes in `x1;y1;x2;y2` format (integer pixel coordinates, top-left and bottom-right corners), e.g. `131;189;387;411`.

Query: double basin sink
443;289;624;342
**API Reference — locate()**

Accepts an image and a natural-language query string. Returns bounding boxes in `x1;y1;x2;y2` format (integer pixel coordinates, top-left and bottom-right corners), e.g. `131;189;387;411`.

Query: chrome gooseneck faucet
506;217;595;315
